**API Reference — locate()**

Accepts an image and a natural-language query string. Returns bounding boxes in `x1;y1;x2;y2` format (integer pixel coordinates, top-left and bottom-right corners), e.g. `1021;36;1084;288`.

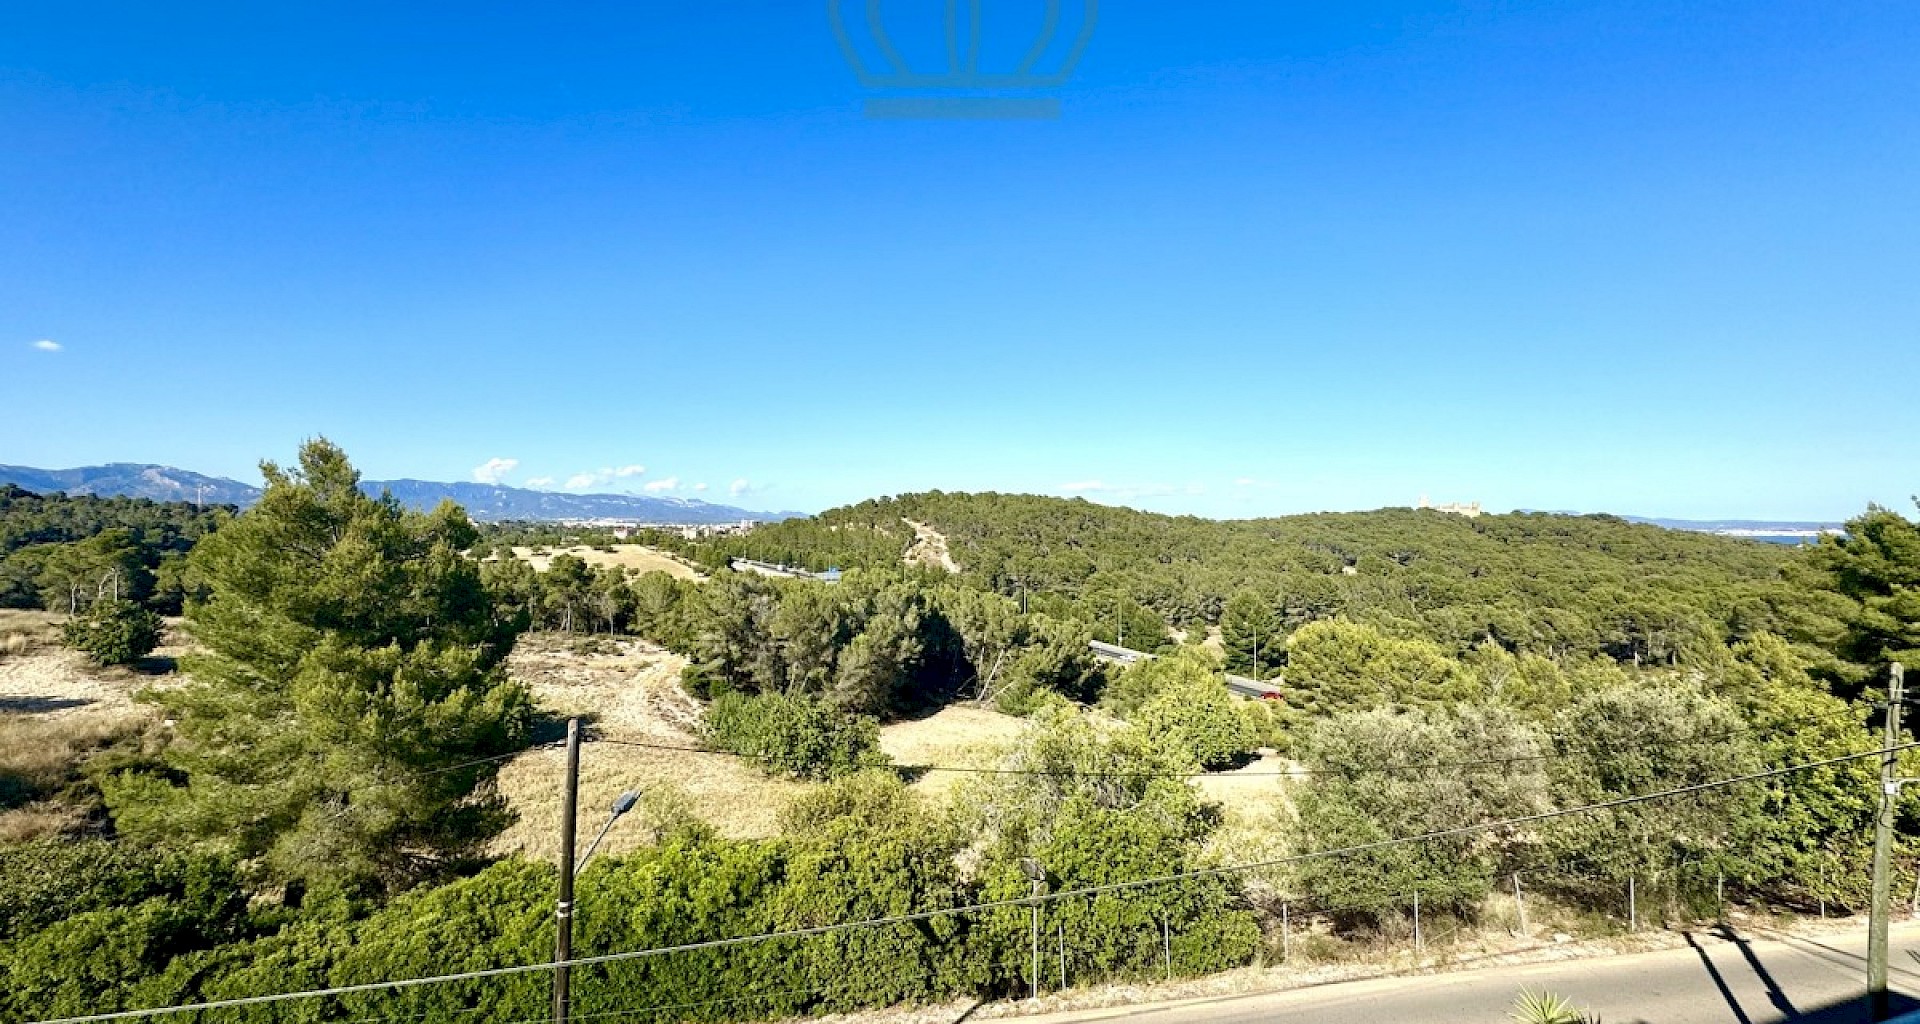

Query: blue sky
2;1;1915;520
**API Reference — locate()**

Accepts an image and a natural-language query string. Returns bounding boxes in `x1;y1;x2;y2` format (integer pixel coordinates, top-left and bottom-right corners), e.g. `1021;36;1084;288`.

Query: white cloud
31;339;61;353
472;457;519;485
642;477;680;493
1060;480;1109;493
1234;477;1257;486
559;464;649;490
728;479;752;497
692;482;709;492
525;476;555;489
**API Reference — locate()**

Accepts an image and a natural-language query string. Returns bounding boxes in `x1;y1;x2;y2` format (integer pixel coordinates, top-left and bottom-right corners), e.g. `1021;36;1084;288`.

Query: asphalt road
1025;923;1920;1024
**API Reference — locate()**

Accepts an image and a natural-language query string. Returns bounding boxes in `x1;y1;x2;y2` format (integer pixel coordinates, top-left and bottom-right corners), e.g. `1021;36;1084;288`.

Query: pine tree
1220;590;1278;678
103;439;533;895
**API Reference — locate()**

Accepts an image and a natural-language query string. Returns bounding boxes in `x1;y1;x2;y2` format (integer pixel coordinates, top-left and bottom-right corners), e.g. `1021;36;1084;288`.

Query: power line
31;740;1913;1024
589;703;1868;779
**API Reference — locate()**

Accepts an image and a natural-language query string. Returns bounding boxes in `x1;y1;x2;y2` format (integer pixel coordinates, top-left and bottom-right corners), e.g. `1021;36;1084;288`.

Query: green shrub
705;692;889;781
1114;649;1256;769
60;598;161;666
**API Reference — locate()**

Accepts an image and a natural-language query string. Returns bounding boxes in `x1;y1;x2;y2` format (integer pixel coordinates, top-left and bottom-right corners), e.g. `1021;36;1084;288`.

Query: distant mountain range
1621;516;1844;544
0;463;796;525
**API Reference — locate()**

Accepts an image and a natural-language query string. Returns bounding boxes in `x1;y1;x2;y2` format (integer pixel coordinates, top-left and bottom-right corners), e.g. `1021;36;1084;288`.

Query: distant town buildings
558;517;761;539
1416;494;1483;518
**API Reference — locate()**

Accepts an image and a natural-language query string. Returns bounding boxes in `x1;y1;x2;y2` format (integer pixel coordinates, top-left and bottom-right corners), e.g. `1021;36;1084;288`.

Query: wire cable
30;740;1912;1024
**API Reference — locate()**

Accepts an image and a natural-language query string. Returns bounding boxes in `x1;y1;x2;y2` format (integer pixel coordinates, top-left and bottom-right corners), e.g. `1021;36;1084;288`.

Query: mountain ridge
0;463;793;524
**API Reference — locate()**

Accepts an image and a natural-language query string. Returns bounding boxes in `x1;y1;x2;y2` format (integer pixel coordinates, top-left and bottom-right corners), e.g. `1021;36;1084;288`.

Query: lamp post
577;790;641;871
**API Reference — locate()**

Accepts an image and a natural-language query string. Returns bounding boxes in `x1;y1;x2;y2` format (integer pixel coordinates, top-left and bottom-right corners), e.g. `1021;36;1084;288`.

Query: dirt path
903;519;961;574
490;633;806;859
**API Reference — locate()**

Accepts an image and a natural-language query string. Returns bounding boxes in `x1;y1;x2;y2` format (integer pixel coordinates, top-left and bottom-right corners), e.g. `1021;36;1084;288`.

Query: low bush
60;599;162;666
704;692;889;781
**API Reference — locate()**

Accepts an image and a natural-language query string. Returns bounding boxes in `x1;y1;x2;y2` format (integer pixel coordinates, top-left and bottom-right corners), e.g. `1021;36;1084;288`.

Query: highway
1018;923;1920;1024
1087;640;1283;700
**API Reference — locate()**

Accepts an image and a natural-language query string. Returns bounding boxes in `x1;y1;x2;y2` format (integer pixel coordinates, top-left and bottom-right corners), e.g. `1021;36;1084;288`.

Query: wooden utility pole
1870;663;1904;1021
553;718;582;1024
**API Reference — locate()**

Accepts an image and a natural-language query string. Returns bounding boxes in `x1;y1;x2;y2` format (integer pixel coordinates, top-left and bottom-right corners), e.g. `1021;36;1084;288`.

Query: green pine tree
103;439;533;895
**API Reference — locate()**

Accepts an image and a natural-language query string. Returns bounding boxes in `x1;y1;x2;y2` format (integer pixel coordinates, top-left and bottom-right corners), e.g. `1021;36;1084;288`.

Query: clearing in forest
509;544;705;580
902;519;960;574
491;632;802;860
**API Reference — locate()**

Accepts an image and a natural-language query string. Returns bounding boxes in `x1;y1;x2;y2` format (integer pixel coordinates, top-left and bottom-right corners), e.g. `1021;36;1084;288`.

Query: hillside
0;463;792;524
658;491;1823;665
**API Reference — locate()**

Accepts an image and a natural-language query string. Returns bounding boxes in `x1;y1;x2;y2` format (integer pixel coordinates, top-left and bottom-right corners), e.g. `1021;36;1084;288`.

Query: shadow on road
1687;931;1756;1024
1679;926;1919;1024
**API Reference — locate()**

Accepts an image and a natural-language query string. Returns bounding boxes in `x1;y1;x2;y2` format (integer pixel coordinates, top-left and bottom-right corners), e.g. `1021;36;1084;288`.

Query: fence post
1629;876;1638;932
1058;922;1066;991
1820;861;1828;920
1282;902;1291;962
1514;874;1528;936
1162;917;1171;981
1717;872;1726;923
1413;890;1423;955
1910;865;1919;918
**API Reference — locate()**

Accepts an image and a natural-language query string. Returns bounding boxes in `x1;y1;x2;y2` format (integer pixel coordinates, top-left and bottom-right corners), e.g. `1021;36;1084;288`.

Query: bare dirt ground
508;544;705;580
0;609;180;719
490;632;805;861
0;609;172;841
903;519;961;574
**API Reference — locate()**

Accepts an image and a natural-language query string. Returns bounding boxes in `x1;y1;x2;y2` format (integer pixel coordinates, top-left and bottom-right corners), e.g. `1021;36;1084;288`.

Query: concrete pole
1514;874;1528;936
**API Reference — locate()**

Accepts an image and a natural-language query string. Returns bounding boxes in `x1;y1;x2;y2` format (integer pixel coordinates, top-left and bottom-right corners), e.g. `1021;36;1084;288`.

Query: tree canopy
100;439;534;896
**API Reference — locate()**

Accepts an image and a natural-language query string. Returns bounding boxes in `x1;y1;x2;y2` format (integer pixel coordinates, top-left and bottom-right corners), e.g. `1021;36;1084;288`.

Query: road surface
1020;923;1920;1024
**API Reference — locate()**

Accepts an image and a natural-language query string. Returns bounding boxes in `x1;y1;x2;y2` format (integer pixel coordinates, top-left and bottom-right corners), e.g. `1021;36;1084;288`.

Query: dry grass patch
0;708;156;841
880;705;1027;802
0;608;61;660
491;631;805;858
509;545;704;580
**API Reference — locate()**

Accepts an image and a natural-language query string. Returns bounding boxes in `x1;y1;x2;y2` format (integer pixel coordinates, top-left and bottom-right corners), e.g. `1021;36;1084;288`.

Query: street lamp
577;790;640;872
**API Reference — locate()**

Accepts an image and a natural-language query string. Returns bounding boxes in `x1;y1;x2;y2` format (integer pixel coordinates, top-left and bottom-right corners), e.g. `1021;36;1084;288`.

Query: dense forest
3;444;1918;1023
0;485;228;615
643;492;1854;681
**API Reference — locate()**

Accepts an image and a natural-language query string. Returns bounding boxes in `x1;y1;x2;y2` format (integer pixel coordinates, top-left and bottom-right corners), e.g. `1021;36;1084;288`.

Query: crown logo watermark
829;1;1098;119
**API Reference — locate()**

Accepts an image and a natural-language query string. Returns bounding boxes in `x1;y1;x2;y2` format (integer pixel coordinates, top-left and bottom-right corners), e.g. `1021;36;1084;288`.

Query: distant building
1416;494;1483;518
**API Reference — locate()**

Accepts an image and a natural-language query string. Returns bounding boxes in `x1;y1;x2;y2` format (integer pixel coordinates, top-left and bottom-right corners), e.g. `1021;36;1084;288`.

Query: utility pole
553;718;582;1024
1870;663;1905;1021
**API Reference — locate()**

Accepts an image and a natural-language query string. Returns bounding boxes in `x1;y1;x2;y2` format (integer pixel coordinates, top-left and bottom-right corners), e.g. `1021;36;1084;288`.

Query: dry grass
490;632;805;859
0;708;155;841
879;705;1028;802
1193;751;1292;824
508;545;705;580
0;801;87;843
0;711;149;789
0;608;61;661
